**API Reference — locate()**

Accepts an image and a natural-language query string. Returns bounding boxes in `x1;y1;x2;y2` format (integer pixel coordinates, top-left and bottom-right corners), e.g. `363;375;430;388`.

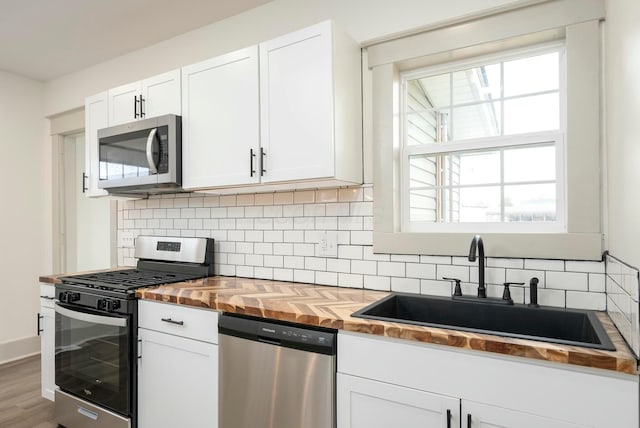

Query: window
401;45;565;233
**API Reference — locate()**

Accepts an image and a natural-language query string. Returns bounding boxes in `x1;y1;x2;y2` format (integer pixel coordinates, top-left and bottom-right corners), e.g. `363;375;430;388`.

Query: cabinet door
260;21;335;183
138;328;218;428
108;81;141;126
141;69;181;119
181;46;260;189
337;373;459;428
84;92;109;197
39;305;55;401
462;401;583;428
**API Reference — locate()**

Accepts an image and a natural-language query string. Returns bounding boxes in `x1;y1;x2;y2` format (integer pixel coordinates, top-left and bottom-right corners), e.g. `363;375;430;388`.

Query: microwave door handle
146;127;158;174
55;304;127;328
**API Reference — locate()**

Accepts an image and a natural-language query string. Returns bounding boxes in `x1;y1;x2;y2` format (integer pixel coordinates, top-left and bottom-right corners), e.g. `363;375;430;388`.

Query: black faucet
468;235;486;298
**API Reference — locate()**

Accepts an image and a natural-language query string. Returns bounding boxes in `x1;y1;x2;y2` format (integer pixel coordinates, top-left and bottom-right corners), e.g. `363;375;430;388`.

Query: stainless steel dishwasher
218;313;337;428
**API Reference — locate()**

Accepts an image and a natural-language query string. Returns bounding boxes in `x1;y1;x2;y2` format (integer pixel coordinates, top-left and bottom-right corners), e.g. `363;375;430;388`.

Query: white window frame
399;43;567;234
366;0;604;260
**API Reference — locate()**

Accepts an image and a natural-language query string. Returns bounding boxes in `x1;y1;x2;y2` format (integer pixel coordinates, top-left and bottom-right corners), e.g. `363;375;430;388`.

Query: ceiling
0;0;272;81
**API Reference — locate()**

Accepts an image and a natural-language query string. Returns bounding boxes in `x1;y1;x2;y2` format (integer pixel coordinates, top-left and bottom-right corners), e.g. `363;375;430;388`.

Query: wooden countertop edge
135;277;639;376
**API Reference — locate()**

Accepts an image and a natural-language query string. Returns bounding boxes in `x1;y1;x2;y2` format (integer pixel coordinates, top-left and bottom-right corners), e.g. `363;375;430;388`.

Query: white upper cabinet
181;20;362;193
259;20;362;186
181;46;260;190
108;69;181;126
84;92;109;197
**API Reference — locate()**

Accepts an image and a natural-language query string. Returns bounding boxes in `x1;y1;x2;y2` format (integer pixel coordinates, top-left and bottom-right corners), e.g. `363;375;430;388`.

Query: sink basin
352;293;615;350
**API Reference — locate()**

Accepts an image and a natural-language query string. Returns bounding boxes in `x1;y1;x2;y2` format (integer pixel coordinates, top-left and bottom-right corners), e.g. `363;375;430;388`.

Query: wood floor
0;355;56;428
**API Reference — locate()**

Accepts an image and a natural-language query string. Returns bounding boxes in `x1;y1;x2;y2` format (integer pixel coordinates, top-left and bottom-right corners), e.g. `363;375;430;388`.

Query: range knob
59;291;80;303
96;298;107;310
105;300;121;312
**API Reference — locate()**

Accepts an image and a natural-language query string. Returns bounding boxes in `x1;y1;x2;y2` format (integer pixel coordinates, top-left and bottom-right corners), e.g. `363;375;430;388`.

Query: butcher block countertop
130;275;638;375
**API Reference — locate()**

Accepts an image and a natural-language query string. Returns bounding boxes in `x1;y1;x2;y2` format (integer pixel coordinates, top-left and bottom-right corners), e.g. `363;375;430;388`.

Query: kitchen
1;0;639;427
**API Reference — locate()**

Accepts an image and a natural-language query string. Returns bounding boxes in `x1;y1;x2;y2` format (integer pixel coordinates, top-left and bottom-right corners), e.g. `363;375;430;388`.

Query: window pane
504;145;555;183
457;150;500;185
452;102;501;140
504;52;559;97
454;186;501;223
409;189;438;222
406;111;439;145
504;93;559;135
409;73;451;109
409;156;438;187
452;63;501;104
504;183;556;222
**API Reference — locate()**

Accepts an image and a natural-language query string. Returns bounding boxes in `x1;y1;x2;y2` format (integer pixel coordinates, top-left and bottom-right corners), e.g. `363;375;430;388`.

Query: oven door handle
145;127;159;174
55;304;128;328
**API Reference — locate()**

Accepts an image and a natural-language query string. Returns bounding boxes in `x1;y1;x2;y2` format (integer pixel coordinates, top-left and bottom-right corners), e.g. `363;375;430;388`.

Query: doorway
56;132;115;273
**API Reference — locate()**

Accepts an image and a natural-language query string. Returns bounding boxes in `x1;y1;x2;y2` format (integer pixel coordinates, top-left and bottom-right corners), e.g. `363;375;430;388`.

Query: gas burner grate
59;269;205;292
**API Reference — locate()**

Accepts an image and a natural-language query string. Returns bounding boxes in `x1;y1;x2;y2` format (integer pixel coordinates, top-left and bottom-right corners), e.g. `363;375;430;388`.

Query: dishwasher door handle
257;336;281;346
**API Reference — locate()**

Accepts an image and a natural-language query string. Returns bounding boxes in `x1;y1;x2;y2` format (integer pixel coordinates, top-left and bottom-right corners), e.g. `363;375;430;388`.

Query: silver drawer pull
77;406;98;420
161;318;184;326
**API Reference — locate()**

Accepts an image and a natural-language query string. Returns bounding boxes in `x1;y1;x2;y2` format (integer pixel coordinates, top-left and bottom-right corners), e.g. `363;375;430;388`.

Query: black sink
352;293;615;350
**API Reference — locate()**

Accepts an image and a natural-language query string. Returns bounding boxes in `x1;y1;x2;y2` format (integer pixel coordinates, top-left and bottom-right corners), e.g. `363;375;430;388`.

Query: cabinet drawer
40;283;56;309
138;300;218;344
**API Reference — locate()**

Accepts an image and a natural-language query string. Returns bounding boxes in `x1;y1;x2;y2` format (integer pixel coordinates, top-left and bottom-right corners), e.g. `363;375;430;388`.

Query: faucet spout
468;235;486;298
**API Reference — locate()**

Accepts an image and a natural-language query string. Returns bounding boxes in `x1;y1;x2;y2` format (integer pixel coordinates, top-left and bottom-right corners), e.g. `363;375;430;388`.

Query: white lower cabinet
461;400;580;428
39;283;56;401
338;373;459;428
337;332;638;428
137;301;218;428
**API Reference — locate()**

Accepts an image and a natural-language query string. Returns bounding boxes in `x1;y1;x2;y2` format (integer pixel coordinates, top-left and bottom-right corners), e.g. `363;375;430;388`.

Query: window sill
373;231;603;260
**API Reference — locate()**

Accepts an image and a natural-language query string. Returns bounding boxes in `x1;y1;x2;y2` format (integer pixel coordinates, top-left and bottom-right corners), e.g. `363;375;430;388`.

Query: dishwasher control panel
218;313;336;355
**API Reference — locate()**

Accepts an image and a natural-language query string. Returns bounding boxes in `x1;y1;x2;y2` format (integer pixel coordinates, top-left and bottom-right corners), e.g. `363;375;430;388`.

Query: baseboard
0;335;40;365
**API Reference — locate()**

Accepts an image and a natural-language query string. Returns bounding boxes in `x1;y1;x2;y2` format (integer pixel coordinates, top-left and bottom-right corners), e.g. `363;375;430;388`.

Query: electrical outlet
119;231;135;248
317;231;338;257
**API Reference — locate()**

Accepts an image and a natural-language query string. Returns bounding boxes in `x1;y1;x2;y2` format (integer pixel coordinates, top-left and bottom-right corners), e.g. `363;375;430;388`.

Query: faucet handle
443;277;463;297
501;282;523;304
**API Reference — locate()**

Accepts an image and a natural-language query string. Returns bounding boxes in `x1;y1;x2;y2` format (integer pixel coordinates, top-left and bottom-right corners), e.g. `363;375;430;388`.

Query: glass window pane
504;183;556;222
409;189;438;222
452;102;501;140
409;73;451;109
406;111;439;145
409;155;438;187
453;186;501;223
504;52;560;97
458;151;500;185
452;63;501;104
504;93;559;135
504;145;556;183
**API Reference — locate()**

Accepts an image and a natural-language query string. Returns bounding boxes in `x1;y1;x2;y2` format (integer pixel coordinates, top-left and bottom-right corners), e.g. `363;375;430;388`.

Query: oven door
55;303;131;417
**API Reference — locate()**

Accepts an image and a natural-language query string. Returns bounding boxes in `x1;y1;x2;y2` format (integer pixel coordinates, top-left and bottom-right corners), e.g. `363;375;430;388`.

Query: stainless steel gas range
54;236;214;428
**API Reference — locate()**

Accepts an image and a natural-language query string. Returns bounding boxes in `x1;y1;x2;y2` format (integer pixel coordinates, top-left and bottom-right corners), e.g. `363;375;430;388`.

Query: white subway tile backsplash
294;269;315;284
545;271;588;291
406;263;435;279
327;258;351;273
119;188;611;313
524;259;564;271
566;291;606;310
351;260;377;276
565;260;605;273
338;273;363;288
284;256;304;269
338;245;363;260
436;265;469;282
391;277;420;293
364;275;390;291
391;254;420;263
378;261;405;277
420;279;452;297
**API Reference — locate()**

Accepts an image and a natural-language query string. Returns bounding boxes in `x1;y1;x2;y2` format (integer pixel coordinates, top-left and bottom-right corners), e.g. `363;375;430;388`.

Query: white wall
605;0;640;268
43;0;521;117
0;71;47;361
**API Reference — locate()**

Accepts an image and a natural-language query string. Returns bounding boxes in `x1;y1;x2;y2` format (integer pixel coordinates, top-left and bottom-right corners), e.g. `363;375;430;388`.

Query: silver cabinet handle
146;127;158;174
161;318;184;326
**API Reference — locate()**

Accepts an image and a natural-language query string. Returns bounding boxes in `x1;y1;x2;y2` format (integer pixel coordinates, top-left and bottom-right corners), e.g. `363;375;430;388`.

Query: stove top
59;269;206;292
58;236;214;295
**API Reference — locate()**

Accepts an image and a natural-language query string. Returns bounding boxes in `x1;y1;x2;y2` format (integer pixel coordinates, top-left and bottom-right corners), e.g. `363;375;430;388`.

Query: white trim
0;336;40;365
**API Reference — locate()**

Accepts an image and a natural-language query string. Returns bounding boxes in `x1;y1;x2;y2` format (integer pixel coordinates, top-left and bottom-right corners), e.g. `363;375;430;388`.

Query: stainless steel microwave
97;114;182;194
